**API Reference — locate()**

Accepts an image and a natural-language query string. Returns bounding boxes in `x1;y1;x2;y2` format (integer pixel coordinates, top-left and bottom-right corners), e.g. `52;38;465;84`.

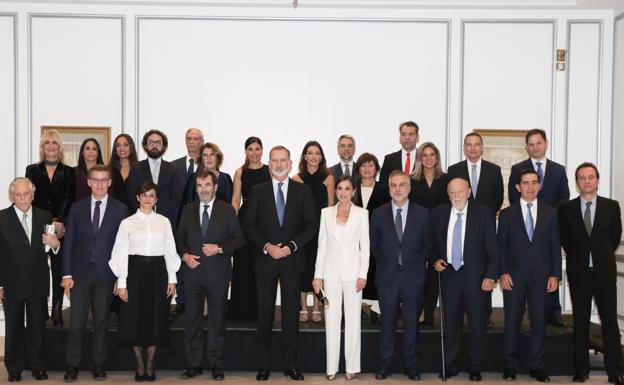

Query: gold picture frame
41;126;111;166
473;128;530;210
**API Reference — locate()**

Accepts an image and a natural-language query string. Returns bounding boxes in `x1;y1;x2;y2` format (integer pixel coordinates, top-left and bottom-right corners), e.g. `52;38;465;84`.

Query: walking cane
438;270;446;382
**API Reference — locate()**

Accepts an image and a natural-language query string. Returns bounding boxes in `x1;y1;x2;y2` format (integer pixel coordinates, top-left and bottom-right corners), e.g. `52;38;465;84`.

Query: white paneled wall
0;14;16;203
613;13;624;338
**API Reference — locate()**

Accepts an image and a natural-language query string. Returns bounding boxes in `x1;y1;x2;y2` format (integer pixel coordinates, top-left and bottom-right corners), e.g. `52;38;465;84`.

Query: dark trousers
421;264;438;323
545;289;562;319
2;295;47;373
175;271;185;305
569;270;624;377
66;265;114;367
184;280;228;369
440;267;488;372
503;277;546;370
377;273;423;370
255;269;300;371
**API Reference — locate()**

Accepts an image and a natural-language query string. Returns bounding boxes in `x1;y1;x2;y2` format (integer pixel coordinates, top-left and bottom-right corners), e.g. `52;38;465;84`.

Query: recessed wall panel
0;15;15;208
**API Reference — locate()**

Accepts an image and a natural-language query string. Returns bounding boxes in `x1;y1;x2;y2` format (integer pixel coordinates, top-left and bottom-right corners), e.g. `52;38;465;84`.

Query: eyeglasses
147;140;163;147
202;152;217;159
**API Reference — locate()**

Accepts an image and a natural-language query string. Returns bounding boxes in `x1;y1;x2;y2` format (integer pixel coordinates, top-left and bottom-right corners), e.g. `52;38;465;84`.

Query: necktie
92;201;102;235
404;152;411;175
152;161;160;184
451;212;463;271
525;203;534;241
395;208;403;266
201;204;210;237
187;158;194;177
21;213;30;244
344;164;351;177
276;182;286;226
536;161;544;183
471;164;478;199
584;201;593;267
186;159;195;203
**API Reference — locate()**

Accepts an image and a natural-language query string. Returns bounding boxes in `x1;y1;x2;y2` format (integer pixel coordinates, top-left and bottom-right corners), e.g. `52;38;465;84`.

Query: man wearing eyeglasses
126;129;182;228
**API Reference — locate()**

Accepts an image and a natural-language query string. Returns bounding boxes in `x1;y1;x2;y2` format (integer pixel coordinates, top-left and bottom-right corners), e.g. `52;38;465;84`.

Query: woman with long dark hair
74;138;105;201
109;134;139;208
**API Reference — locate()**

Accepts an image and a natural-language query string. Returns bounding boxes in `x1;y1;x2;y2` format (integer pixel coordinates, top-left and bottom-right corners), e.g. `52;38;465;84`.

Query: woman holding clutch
312;176;369;381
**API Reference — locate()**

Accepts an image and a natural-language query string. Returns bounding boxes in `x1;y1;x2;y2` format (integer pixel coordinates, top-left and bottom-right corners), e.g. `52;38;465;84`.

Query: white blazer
314;204;370;282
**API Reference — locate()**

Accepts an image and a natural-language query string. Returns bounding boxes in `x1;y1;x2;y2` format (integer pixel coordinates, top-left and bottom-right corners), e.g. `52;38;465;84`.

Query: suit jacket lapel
513;203;531;243
439;207;451;258
281;179;296;229
11;206;31;244
590;197;606;237
140;161;153;183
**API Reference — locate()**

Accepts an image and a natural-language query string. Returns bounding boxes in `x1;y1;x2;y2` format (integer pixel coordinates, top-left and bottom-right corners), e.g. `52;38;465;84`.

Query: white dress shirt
198;197;215;223
187;155;198;173
341;161;355;175
14;205;32;242
90;195;108;228
467;158;482;185
391;200;408;233
272;177;289;203
148;157;162;184
109;210;181;289
401;149;417;174
520;198;538;228
446;203;468;266
530;157;547;176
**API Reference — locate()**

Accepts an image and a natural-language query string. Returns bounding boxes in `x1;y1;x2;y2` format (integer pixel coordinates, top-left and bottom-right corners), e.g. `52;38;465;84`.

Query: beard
270;168;289;179
146;147;166;159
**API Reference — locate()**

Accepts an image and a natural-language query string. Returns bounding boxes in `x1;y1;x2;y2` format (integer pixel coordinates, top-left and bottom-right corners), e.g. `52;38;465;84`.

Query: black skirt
117;255;170;348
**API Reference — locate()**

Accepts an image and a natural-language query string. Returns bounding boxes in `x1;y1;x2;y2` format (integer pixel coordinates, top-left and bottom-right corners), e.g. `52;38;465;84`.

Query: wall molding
28;13;125;164
0;13;18;177
611;14;624;197
459;19;557;162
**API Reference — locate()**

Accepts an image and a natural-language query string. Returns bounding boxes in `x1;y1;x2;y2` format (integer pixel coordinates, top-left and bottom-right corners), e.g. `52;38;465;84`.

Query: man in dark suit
329;134;359;184
370;170;433;381
61;165;128;381
379;121;419;185
559;162;624;385
498;169;561;382
171;128;204;316
508;129;570;327
242;145;317;381
176;169;246;381
0;177;60;382
431;178;498;381
126;129;181;228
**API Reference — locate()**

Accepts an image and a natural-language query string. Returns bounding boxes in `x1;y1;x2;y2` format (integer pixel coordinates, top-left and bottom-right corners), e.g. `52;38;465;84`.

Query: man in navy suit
431;178;498;381
61;165;128;381
508;129;569;328
126;129;181;228
329;134;359;184
370;170;433;381
379;121;419;185
498;169;561;382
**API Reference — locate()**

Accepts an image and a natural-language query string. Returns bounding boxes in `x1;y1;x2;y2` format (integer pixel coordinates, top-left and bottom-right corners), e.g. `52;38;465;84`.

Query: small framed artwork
41;126;111;166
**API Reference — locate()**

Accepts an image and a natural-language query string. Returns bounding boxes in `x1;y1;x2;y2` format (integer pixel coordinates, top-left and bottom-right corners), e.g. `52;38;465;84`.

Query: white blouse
109;210;181;289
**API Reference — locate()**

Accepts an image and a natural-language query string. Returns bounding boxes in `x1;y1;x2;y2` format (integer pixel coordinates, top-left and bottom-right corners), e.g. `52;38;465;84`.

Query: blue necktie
451;212;463;271
395;208;403;266
525;203;534;241
470;164;478;199
276;182;286;226
536;161;544;183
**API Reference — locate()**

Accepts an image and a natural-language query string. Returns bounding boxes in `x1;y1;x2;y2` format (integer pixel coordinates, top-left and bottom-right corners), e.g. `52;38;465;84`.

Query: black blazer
25;162;75;221
353;182;389;217
559;196;622;285
508;158;570;208
126;159;181;227
0;206;53;299
379;150;403;186
497;201;562;285
409;174;450;209
329;162;360;184
430;203;499;289
447;159;503;216
176;199;246;284
242;179;318;274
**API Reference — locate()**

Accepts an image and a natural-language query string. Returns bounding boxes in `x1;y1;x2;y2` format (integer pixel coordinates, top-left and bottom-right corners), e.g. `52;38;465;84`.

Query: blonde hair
39;129;64;163
411;141;443;181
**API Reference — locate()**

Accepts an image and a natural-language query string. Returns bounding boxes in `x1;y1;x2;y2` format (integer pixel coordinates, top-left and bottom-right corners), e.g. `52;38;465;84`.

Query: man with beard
379;121;420;185
329;134;359;184
176;169;245;380
126;130;181;227
242;146;317;381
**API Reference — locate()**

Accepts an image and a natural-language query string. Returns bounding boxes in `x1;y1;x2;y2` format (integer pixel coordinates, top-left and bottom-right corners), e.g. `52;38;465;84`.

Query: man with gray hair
329;134;359;184
0;177;60;381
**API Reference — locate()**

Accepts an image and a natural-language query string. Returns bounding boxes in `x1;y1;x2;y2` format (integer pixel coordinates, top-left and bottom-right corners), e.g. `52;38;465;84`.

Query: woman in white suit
312;176;370;381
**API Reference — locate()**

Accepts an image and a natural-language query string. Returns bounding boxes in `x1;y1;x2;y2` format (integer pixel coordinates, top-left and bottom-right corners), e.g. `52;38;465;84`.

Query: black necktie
395;208;403;266
202;204;210;237
92;201;102;235
187;158;194;177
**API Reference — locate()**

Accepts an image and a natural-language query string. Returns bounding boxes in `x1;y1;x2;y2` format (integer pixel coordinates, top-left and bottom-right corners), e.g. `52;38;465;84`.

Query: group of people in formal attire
0;122;622;385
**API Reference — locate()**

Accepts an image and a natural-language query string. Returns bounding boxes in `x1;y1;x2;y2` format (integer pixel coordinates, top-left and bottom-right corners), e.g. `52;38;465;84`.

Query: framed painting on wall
41;126;111;166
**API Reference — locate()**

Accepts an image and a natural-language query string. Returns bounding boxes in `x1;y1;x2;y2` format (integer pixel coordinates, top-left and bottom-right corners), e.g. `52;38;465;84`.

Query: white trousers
323;280;362;375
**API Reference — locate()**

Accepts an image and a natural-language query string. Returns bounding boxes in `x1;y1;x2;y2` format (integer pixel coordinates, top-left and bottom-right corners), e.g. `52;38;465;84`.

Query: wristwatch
217;247;224;255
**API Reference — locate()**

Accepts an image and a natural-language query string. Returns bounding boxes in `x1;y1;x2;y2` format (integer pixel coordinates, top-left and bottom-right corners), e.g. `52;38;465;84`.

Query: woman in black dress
109;134;138;208
195;142;233;204
352;153;389;324
228;137;271;322
410;141;449;326
292;141;334;322
25;129;75;326
74;138;105;201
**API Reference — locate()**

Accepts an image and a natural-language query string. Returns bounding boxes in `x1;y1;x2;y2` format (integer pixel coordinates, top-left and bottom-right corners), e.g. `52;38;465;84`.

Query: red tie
404;152;411;175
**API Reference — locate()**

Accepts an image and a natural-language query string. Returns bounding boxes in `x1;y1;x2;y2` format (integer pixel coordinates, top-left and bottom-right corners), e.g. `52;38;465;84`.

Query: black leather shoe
144;371;156;382
181;367;203;379
503;368;516;381
256;370;270;381
284;368;304;381
403;368;420;380
438;370;458;379
572;372;588;382
8;372;21;382
134;372;145;382
64;367;78;382
547;316;566;328
469;372;482;381
609;374;624;385
375;368;390;380
212;368;224;381
529;369;551;382
92;366;107;381
32;370;48;380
